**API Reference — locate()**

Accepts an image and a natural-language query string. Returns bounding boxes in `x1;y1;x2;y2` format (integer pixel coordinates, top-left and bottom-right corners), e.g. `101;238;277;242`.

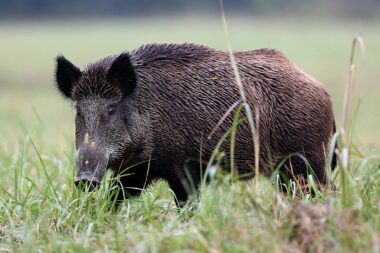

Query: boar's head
54;54;148;191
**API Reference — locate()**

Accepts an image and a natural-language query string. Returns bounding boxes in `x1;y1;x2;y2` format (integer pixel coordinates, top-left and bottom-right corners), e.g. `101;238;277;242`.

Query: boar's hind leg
165;162;202;208
281;150;327;188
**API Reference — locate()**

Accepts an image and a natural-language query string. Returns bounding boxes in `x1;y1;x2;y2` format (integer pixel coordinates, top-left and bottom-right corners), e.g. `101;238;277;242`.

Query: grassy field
0;17;380;252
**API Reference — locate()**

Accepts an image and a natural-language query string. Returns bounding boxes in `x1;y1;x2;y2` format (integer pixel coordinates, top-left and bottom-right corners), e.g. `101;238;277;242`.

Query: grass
0;17;380;252
1;139;379;252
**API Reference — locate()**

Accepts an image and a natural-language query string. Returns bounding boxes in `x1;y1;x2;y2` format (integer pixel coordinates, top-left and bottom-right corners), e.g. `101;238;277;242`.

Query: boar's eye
108;105;116;116
103;104;116;121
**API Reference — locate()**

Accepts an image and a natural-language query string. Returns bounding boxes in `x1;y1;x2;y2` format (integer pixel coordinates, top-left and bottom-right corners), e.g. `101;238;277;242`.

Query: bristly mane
129;43;213;66
72;43;213;100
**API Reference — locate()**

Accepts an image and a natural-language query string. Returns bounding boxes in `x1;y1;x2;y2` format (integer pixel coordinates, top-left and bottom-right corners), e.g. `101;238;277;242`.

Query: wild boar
54;43;336;205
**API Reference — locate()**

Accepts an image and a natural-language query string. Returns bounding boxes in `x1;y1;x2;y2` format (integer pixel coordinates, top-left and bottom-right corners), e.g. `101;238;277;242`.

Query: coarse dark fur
55;43;337;206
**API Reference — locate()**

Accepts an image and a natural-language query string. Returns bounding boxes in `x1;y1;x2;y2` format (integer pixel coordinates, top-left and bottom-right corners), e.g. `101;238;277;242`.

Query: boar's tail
331;120;338;171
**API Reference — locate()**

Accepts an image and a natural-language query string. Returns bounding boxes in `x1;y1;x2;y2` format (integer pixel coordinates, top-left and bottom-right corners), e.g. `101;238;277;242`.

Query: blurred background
0;0;379;155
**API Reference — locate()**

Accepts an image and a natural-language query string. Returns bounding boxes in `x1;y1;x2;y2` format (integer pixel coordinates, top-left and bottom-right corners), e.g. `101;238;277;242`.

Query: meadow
0;17;379;252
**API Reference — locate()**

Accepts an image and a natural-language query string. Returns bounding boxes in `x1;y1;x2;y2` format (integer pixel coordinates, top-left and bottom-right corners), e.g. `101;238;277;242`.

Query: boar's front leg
110;164;153;204
165;161;202;207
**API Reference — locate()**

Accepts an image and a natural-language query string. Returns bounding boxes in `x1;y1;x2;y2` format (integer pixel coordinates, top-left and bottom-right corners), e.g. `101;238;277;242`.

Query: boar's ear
106;53;136;96
55;56;81;99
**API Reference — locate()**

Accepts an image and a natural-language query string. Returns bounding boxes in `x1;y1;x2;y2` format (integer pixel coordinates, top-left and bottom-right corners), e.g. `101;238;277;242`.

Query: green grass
0;17;380;252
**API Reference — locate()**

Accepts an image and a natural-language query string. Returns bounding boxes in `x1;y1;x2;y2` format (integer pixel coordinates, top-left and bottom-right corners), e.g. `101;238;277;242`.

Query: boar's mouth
74;173;101;192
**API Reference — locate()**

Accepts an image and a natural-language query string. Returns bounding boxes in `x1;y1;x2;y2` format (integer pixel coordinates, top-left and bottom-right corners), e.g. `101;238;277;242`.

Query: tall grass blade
218;0;260;177
339;36;365;207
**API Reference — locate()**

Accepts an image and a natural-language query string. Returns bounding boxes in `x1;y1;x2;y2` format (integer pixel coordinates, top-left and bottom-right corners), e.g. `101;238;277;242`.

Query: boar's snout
75;143;108;192
74;176;100;192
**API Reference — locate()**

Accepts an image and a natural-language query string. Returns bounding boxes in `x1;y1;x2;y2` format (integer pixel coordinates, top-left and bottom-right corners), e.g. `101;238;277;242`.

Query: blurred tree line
0;0;379;18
